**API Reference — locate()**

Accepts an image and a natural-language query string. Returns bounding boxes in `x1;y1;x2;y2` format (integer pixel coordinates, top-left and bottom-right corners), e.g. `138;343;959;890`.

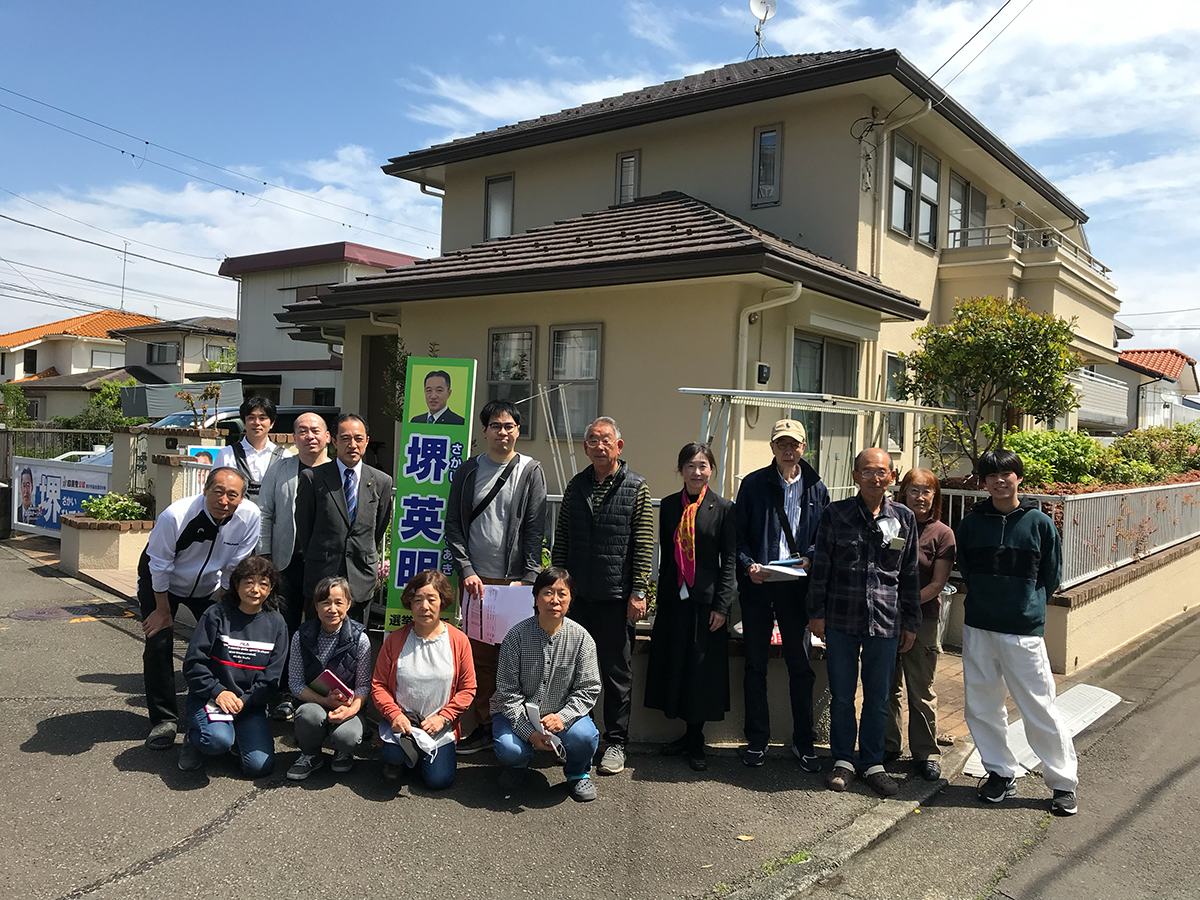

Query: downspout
870;100;933;279
733;281;803;490
369;311;402;338
420;183;445;199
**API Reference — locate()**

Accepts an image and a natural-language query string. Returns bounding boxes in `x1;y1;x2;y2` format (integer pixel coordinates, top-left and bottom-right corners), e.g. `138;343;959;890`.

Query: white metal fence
179;459;212;500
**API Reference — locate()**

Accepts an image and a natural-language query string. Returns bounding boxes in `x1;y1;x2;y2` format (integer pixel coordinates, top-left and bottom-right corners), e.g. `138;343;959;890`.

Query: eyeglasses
584;436;616;448
487;422;518;433
857;468;893;479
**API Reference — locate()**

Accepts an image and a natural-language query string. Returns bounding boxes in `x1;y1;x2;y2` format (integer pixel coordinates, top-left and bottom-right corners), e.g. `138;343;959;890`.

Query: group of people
133;393;1078;815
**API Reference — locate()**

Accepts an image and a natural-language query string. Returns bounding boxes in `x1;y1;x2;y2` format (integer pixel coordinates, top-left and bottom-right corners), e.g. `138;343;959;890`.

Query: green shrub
1006;429;1101;486
1092;446;1156;485
1111;422;1200;479
81;493;149;521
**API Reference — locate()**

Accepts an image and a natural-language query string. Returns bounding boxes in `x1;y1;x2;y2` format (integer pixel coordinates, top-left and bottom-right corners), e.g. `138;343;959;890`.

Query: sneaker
286;752;325;781
598;744;626;775
792;744;822;773
742;746;767;767
331;751;355;773
457;725;494;756
866;770;899;797
570;776;597;802
177;734;203;772
146;721;177;751
977;772;1018;804
1051;790;1078;816
826;765;856;792
272;698;296;722
917;759;942;781
498;766;527;792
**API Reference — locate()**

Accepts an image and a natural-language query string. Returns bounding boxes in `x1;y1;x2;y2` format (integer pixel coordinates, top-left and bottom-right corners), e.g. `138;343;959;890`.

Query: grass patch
760;849;811;876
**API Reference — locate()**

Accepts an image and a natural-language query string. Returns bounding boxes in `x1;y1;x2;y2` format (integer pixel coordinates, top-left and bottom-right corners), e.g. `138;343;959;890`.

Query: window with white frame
91;349;125;369
917;150;941;247
488;326;536;439
752;125;782;207
485;174;514;240
204;344;225;361
147;341;179;365
885;354;906;451
949;173;987;247
615;151;640;205
890;133;915;235
549;324;601;439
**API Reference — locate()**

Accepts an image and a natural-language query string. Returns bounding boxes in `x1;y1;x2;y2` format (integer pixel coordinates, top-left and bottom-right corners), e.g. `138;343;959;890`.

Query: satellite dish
749;0;776;23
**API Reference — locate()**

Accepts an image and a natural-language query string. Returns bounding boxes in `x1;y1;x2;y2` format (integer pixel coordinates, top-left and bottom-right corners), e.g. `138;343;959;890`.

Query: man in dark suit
294;414;395;618
409;370;466;425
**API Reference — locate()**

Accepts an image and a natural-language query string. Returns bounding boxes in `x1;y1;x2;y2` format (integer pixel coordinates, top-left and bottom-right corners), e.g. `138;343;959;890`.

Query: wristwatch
633;590;647;600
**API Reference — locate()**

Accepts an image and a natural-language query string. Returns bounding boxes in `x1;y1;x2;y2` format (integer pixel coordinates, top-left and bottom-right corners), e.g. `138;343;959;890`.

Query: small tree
380;336;439;423
893;296;1082;474
0;382;33;427
51;378;148;430
208;344;236;373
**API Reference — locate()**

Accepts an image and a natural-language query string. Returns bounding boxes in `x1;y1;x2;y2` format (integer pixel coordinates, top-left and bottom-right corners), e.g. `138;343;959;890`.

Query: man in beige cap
734;419;830;770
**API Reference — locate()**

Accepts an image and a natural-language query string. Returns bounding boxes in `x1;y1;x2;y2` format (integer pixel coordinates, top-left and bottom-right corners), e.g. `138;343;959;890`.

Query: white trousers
962;624;1079;791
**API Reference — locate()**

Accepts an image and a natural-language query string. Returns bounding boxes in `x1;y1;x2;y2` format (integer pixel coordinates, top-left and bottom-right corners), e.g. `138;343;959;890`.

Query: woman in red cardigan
371;570;476;788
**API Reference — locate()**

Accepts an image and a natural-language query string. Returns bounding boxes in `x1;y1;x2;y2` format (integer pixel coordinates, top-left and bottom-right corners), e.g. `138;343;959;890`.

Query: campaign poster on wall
11;457;111;537
385;356;476;630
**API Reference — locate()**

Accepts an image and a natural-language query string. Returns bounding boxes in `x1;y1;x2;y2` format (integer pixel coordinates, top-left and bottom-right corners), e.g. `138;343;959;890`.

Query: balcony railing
1069;369;1128;430
945;223;1112;279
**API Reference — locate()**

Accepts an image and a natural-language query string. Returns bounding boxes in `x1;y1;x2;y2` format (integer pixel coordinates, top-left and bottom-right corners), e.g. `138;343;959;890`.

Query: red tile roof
0;311;159;349
1118;349;1198;380
12;366;60;382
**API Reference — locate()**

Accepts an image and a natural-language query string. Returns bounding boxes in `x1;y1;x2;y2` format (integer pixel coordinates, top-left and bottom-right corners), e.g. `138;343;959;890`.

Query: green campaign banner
385;356;477;630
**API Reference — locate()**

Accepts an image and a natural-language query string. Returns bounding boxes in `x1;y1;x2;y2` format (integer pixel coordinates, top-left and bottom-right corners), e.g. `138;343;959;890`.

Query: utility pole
119;241;128;311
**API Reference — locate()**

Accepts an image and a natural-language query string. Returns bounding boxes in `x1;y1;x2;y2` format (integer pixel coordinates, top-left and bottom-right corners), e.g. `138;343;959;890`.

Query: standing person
492;567;602;803
808;448;920;797
215;396;285;501
285;576;371;781
734;419;829;771
371;570;476;790
645;443;735;771
410;370;465;425
551;416;653;776
177;555;289;776
138;467;261;750
257;412;330;720
886;468;956;781
444;399;547;755
956;449;1077;816
294;413;395;617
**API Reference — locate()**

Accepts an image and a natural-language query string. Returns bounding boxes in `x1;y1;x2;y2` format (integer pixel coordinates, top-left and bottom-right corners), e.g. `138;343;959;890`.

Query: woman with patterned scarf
644;442;737;770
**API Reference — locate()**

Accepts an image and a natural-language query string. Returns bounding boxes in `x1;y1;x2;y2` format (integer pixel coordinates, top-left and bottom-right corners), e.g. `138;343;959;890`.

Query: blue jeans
185;697;275;777
381;738;458;790
492;712;599;780
824;629;900;770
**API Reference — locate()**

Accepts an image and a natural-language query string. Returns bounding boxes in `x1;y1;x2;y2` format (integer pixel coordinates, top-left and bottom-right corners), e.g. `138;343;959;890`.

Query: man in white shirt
215;397;285;499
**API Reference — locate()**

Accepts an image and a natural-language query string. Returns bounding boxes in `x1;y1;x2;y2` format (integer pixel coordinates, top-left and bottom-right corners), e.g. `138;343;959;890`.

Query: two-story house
280;49;1123;496
106;317;237;384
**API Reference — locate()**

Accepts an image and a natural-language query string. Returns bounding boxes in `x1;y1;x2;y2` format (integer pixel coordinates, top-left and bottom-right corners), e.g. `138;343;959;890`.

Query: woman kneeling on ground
178;555;289;776
370;570;476;789
492;567;602;802
286;576;371;781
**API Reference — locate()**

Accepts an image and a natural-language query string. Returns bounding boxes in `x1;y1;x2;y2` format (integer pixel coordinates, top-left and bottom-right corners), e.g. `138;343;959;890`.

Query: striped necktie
343;466;357;524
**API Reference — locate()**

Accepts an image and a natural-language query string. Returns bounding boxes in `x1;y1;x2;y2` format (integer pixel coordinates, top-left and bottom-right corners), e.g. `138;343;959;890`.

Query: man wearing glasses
808;447;920;797
552;416;653;776
445;399;547;755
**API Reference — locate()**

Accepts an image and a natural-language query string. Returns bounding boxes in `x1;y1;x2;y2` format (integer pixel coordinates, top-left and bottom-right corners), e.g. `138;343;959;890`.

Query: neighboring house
107;317;237;384
1090;349;1200;432
278;49;1123;496
14;365;168;421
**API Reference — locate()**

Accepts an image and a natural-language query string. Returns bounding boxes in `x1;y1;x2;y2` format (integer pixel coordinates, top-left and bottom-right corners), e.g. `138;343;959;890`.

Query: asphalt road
798;616;1200;900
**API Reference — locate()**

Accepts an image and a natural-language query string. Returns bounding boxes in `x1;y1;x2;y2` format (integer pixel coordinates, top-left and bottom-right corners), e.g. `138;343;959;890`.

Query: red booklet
309;668;353;698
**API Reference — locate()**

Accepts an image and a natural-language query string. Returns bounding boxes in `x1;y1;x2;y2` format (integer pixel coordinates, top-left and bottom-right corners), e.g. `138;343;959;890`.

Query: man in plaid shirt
808;448;921;797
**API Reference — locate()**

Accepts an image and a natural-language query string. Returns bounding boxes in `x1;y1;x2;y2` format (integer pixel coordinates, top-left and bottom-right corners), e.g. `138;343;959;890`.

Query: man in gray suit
294;414;395;620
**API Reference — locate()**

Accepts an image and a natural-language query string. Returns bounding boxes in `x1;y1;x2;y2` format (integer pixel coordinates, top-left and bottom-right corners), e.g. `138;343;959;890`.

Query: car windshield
151;408;238;428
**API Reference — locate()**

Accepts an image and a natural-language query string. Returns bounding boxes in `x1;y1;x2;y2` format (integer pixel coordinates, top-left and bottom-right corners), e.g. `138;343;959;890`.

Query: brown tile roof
1118;349;1198;381
12;366;60;382
0;311;159;349
218;242;421;277
315;191;924;320
107;316;237;338
12;365;168;391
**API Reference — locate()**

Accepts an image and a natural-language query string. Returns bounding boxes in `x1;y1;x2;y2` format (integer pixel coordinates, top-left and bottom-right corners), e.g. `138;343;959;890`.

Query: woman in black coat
645;442;736;770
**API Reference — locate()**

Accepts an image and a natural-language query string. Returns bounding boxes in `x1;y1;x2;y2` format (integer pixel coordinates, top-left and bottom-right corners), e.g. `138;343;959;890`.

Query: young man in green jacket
956;449;1078;816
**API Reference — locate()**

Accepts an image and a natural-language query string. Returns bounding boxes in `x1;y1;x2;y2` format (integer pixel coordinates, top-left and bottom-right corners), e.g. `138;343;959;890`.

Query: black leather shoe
883;749;902;764
687;749;708;772
660;736;690;756
918;759;942;781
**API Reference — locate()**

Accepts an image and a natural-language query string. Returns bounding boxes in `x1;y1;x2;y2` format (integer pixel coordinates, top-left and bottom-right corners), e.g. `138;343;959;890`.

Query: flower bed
59;513;154;577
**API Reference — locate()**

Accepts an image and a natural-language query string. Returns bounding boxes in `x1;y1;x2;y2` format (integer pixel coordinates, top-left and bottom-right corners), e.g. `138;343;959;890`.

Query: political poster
11;457;111;537
385;357;476;630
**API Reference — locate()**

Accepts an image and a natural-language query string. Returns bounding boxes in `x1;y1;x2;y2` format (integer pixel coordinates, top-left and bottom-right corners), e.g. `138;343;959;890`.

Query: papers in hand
464;584;534;645
524;701;566;760
759;563;807;582
205;702;233;722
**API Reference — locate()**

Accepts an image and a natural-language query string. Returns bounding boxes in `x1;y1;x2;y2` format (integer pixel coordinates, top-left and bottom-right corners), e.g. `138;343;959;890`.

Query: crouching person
286;577;371;781
492;567;602;802
178;556;289;776
370;571;476;790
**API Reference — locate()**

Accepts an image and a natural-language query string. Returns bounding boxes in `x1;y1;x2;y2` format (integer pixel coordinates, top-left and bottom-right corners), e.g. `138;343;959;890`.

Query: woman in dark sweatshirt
178;555;289;776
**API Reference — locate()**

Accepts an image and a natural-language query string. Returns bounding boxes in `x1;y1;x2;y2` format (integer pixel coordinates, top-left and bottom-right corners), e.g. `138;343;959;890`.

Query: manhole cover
9;607;76;621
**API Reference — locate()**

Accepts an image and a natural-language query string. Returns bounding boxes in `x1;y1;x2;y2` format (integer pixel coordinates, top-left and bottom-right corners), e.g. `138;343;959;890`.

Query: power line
939;0;1036;91
1120;308;1200;317
0;85;442;239
3;259;231;309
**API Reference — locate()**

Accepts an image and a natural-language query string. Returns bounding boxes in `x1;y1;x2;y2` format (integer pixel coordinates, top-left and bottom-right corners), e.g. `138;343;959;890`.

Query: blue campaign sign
12;457;111;537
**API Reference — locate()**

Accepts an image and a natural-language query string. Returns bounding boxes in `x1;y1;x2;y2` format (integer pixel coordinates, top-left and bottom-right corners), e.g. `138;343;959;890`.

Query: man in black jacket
445;399;547;754
735;419;830;770
294;414;395;618
552;416;653;776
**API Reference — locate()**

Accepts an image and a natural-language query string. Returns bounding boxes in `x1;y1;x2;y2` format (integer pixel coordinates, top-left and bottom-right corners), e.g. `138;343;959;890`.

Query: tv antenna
747;0;776;59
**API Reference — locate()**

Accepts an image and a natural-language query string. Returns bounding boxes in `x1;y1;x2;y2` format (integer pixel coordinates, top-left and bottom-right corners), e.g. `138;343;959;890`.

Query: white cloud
626;1;682;53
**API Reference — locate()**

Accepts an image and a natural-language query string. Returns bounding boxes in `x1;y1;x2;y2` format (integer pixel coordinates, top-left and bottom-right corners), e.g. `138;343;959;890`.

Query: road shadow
21;708;146;756
112;741;288;792
925;780;1055;811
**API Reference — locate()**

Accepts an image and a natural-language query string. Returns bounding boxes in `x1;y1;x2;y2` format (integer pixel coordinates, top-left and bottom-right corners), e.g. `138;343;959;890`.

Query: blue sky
1;1;1197;359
